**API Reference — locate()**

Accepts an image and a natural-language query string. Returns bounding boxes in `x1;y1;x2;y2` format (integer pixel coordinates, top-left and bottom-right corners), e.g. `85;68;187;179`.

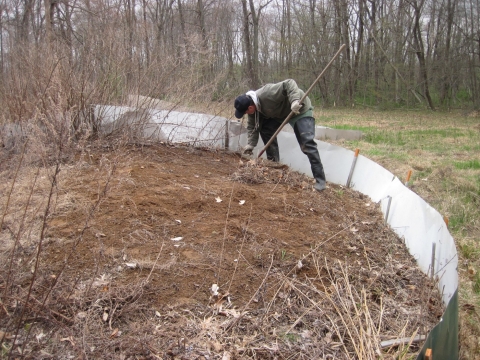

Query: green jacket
246;79;313;147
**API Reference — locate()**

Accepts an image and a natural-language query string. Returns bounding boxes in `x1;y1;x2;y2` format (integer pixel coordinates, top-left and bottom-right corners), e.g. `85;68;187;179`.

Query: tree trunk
142;0;150;67
336;0;351;104
411;0;435;110
197;0;208;51
440;0;457;105
285;0;292;72
240;0;254;87
196;0;211;80
248;0;259;88
365;0;379;103
0;3;4;76
177;0;190;62
21;0;34;41
44;0;53;44
353;0;365;101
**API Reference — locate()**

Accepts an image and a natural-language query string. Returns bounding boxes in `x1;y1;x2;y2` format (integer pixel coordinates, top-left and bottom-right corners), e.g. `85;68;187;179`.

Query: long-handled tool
257;44;347;159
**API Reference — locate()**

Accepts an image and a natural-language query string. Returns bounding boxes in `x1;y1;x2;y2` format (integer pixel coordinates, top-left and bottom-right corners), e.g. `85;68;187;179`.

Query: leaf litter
0;143;444;359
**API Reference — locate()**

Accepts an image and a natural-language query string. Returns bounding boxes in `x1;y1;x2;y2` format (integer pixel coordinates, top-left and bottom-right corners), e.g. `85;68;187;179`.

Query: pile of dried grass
229;158;312;190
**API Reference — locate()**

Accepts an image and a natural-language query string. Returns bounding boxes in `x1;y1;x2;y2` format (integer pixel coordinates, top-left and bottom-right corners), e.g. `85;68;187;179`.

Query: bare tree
239;0;272;88
439;0;457;105
1;0;480;115
408;0;435;109
240;0;254;87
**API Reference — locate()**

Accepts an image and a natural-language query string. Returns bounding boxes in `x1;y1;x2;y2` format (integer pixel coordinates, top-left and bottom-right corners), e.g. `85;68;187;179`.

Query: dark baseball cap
234;94;252;119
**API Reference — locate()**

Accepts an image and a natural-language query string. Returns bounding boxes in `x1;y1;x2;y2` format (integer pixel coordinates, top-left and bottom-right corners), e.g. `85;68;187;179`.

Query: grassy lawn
315;108;480;359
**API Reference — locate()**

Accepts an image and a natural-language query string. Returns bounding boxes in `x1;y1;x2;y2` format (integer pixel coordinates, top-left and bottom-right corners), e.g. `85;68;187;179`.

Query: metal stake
346;148;360;187
385;196;392;223
431;242;436;279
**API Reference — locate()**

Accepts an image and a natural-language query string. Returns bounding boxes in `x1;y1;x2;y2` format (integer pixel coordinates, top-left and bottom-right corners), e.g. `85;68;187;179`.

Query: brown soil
0;143;444;359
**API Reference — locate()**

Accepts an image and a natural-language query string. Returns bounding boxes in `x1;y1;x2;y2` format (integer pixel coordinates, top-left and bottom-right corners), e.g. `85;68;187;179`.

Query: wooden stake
405;169;412;187
225;120;229;150
380;334;426;349
425;348;432;360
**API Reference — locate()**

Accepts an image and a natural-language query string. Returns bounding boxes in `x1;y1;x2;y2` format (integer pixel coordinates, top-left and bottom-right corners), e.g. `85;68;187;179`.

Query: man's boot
294;117;326;192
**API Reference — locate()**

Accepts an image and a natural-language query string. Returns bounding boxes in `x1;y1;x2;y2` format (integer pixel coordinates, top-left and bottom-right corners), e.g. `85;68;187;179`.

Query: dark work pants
293;117;326;182
259;119;281;162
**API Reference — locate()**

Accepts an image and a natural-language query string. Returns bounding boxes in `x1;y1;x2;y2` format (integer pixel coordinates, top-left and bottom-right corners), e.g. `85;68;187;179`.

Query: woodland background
0;0;479;119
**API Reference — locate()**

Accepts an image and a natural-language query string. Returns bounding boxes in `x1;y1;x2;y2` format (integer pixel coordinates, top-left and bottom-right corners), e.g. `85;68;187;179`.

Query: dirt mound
0;144;443;359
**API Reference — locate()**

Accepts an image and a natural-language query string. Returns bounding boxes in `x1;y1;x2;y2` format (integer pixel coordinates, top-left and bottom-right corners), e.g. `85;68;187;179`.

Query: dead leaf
110;328;119;338
211;341;222;352
76;312;87;319
461;304;476;313
0;331;13;339
211;284;219;296
324;331;333;344
301;330;312;339
468;266;476;277
92;274;111;287
60;336;76;346
219;308;241;318
263;344;280;351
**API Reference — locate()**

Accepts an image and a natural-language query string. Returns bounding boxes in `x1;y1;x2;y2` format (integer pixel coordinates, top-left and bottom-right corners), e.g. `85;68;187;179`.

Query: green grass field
315;108;480;359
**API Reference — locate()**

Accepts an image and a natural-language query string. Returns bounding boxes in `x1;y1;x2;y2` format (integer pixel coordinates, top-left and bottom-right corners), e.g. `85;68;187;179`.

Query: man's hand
291;100;302;114
243;145;254;155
